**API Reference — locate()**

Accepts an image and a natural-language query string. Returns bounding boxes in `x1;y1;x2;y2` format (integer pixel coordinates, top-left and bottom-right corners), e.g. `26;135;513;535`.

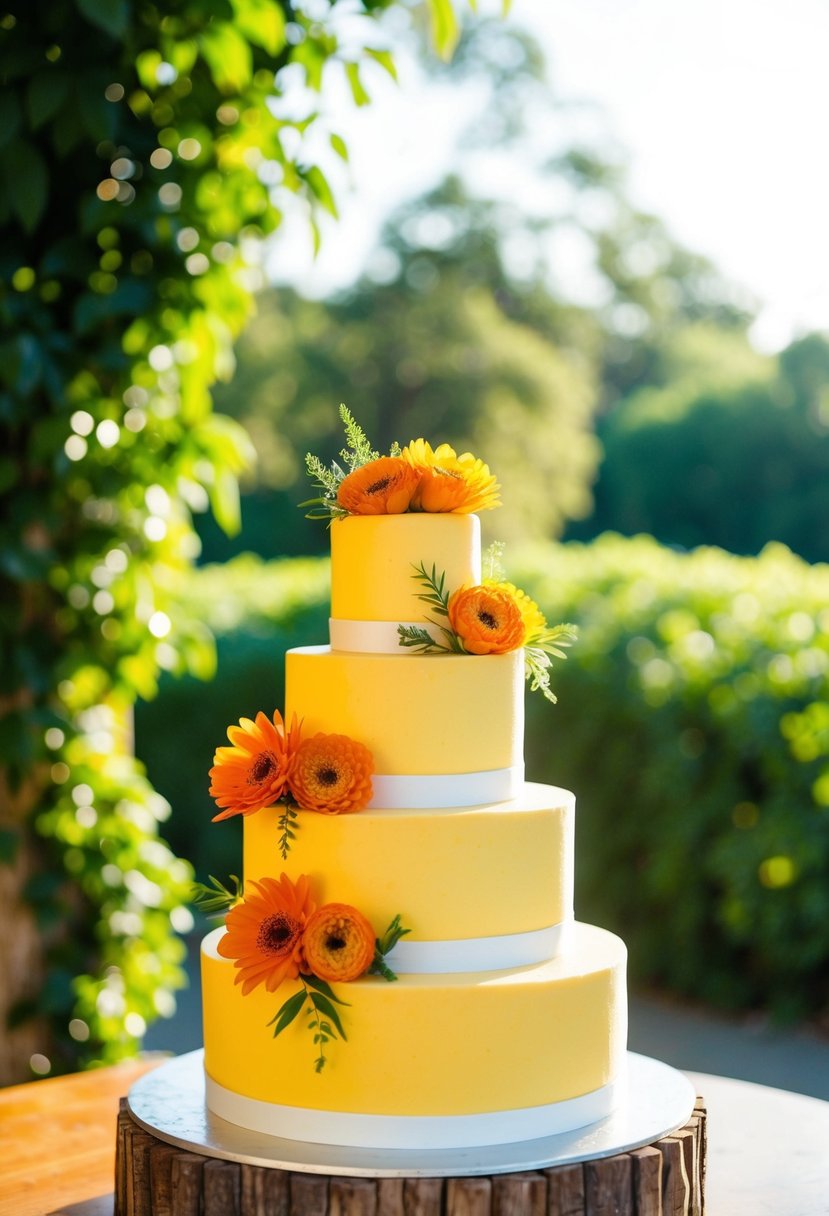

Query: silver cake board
126;1049;697;1178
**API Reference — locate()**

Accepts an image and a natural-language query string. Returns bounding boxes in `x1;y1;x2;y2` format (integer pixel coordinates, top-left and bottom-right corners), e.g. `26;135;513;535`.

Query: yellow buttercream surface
330;514;481;623
243;783;573;940
286;647;523;776
201;922;627;1116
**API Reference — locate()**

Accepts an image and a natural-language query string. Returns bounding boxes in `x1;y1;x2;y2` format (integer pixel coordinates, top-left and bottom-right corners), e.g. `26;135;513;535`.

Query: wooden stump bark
116;1098;707;1216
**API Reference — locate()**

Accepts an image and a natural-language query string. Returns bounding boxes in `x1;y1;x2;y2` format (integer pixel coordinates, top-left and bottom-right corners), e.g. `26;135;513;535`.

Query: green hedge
136;538;829;1022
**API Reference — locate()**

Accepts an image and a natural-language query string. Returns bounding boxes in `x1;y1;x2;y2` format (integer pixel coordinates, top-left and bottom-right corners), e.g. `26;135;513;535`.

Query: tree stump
116;1098;707;1215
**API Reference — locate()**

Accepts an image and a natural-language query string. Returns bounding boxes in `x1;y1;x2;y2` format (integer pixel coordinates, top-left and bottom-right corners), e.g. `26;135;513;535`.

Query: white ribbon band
367;766;523;809
385;922;568;974
330;618;438;654
204;1073;619;1149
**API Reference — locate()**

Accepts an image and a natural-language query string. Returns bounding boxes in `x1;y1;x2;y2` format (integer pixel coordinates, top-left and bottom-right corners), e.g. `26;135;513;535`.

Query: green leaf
230;0;286;56
200;23;254;93
345;63;370;107
3;139;48;232
303;973;349;1005
267;988;308;1036
302;165;338;219
425;0;461;61
309;991;347;1040
365;49;398;82
210;467;242;537
26;71;70;130
330;133;349;163
191;874;242;916
76;0;130;39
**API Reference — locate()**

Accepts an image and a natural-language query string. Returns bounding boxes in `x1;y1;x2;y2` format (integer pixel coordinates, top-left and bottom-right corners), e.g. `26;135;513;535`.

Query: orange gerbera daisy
485;579;547;644
290;733;374;814
217;874;316;995
401;439;501;513
337;456;421;515
209;709;301;822
303;903;376;983
448;583;526;655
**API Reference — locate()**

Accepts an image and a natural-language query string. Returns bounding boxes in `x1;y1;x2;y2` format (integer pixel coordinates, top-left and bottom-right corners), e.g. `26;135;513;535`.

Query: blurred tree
0;0;459;1081
570;331;829;562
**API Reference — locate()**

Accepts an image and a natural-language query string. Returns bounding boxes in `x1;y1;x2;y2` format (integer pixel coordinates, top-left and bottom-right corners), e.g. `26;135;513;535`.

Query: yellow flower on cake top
401;439;501;514
290;732;374;814
209;709;300;822
447;583;526;655
217;874;316;995
302;903;377;982
336;456;421;515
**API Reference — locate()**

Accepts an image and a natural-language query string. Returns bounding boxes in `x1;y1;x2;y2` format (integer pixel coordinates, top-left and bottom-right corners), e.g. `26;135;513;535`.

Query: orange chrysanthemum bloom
401;439;501;513
217;874;316;995
337;456;421;515
209;710;301;822
484;579;547;644
448;583;526;655
303;903;376;983
290;733;374;815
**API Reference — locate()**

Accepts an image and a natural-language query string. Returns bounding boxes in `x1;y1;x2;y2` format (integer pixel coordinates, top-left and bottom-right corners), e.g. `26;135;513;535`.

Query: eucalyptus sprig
191;874;243;917
369;914;411;982
268;973;351;1073
397;562;466;654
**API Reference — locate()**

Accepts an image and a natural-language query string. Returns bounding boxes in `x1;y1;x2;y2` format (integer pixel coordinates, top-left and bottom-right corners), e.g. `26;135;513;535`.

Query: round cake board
127;1049;696;1178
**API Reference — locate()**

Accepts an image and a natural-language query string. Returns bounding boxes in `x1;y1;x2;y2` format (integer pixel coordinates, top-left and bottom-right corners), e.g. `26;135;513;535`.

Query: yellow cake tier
243;783;573;943
330;513;481;624
201;922;627;1118
285;646;523;778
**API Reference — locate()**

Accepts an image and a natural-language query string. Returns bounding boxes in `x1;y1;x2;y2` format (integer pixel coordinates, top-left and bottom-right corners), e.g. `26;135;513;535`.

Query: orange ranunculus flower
401;439;501;513
217;874;316;995
448;583;526;655
336;456;421;515
484;579;547;644
303;903;376;983
290;733;374;814
209;710;301;822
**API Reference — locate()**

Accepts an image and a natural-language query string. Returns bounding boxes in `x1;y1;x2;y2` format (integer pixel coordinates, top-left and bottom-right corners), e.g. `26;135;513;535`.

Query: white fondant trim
204;1074;619;1149
330;618;438;654
368;766;523;809
385;923;568;973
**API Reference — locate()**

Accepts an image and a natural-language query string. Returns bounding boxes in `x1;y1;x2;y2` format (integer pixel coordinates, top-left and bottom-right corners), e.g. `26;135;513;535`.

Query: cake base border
124;1049;698;1176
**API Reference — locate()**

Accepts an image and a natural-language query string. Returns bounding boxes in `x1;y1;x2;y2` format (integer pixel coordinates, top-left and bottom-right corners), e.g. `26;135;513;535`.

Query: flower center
366;476;391;495
256;912;297;956
325;934;346;952
316;766;340;786
478;610;499;630
249;752;277;784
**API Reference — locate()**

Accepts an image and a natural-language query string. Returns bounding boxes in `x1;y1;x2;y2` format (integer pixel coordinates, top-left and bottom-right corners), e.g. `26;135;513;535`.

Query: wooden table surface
2;1060;829;1215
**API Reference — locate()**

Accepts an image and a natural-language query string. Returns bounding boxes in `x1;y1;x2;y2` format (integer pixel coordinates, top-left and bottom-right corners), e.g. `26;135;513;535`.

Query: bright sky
268;0;829;352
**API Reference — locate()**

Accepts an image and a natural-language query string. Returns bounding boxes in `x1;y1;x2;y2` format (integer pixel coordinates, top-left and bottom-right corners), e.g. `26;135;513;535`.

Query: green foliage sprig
276;804;300;860
192;874;243;917
397;562;466;654
370;913;411;982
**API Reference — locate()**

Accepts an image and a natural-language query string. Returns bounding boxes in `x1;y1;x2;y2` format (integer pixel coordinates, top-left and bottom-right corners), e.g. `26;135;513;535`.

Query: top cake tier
329;514;480;653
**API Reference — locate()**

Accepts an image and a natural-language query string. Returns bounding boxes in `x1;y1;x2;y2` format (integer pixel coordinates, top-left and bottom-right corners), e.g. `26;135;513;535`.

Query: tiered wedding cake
200;423;627;1151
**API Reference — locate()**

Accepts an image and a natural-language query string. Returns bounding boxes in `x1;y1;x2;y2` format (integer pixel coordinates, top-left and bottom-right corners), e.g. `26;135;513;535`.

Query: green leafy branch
276;803;300;860
268;973;350;1073
397;562;465;654
524;624;578;703
191;874;243;917
369;914;411;982
302;404;389;521
483;540;506;582
339;404;379;472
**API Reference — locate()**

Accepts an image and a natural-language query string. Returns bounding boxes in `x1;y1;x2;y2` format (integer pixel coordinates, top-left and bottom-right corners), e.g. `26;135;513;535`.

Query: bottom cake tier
201;922;628;1149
